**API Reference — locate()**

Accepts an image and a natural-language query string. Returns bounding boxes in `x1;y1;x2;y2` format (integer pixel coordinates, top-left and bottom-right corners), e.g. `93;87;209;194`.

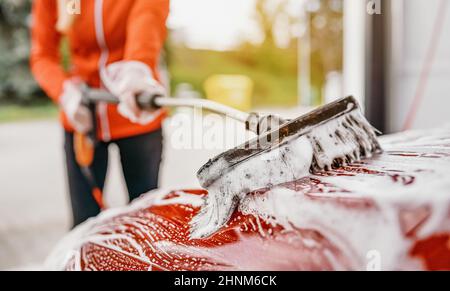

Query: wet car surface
46;127;450;271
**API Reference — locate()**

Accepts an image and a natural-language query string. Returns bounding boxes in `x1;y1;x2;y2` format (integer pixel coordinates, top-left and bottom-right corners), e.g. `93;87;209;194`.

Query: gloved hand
101;61;166;125
59;79;93;134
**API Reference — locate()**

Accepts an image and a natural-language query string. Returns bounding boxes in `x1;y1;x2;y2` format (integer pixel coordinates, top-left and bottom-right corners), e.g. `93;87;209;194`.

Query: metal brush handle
82;86;287;135
83;87;249;121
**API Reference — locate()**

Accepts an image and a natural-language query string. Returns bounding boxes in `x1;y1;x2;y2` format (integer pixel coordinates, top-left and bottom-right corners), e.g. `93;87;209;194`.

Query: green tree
309;0;343;103
250;0;343;105
0;0;43;104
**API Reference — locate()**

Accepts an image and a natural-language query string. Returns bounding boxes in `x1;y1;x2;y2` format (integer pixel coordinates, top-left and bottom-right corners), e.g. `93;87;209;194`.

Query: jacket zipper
94;0;111;142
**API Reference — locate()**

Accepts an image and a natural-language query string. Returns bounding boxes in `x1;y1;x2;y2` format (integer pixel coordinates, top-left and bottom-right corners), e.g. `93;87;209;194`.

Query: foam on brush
190;135;314;239
190;98;382;239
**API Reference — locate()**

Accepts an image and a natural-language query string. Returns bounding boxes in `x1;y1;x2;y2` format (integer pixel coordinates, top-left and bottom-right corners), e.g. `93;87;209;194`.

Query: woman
30;0;170;227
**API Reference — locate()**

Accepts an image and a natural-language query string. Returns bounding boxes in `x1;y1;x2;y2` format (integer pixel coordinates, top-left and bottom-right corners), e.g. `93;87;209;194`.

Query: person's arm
100;0;169;124
123;0;170;78
30;0;68;102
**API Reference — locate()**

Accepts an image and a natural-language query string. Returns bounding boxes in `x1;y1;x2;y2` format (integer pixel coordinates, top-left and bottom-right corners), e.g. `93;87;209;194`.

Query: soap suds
190;136;314;238
191;109;381;239
45;127;450;271
236;127;450;270
44;188;205;270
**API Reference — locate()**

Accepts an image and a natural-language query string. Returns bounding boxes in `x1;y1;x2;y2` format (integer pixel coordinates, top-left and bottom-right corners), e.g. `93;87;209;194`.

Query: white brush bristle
308;109;381;172
190;107;382;239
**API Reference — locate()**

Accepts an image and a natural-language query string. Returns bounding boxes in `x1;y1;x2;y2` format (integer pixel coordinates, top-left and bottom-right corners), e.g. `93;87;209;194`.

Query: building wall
388;0;450;132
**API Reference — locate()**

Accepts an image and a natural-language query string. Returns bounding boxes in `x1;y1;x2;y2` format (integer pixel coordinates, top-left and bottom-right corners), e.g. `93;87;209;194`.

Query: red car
46;127;450;271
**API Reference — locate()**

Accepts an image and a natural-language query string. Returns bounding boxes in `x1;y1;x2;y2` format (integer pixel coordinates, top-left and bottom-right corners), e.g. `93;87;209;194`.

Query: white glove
100;61;166;125
59;79;93;134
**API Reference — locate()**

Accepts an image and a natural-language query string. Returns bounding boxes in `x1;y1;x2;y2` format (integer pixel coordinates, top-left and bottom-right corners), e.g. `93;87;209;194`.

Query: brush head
191;96;382;239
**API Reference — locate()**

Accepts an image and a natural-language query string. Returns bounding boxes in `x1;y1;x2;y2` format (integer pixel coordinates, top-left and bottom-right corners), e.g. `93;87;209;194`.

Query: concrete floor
0;107;309;270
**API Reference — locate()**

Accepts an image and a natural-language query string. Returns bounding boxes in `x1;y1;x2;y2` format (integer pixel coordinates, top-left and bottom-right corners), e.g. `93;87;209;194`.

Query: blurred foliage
308;0;343;104
168;46;298;107
309;0;343;73
168;0;300;107
0;0;44;104
0;0;342;111
168;0;343;107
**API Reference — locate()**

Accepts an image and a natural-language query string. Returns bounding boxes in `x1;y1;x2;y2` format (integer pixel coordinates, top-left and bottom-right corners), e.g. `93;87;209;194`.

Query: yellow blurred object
204;75;253;112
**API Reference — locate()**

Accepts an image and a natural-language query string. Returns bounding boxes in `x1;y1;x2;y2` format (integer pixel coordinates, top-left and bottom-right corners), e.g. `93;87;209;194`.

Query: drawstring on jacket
56;0;78;33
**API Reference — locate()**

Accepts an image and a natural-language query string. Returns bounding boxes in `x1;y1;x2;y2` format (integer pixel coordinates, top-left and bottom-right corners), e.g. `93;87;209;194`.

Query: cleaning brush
81;89;381;239
191;96;382;239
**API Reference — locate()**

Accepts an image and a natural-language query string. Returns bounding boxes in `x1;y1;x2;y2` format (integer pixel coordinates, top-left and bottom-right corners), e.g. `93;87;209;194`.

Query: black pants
64;129;163;228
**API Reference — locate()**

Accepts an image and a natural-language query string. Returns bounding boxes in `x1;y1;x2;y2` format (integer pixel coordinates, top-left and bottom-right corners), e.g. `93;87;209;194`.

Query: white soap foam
237;127;450;270
190;136;314;238
45;127;450;271
190;109;380;239
44;188;205;270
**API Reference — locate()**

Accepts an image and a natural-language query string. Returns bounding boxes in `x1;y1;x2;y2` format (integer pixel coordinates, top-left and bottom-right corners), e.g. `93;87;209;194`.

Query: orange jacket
30;0;169;141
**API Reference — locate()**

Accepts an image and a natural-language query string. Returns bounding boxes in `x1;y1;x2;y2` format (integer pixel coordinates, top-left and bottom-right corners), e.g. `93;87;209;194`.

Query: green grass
0;102;58;123
169;46;299;108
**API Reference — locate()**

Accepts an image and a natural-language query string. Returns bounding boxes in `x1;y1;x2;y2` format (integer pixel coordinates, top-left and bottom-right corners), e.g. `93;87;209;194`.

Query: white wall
343;0;367;108
389;0;450;132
